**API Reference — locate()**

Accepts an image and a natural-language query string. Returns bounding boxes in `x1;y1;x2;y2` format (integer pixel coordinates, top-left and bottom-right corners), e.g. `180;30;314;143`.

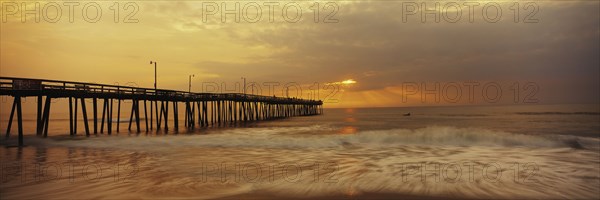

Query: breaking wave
515;112;600;115
21;125;595;150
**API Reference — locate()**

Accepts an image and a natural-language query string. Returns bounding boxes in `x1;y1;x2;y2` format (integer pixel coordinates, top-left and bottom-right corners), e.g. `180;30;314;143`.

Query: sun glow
342;79;357;85
325;79;357;86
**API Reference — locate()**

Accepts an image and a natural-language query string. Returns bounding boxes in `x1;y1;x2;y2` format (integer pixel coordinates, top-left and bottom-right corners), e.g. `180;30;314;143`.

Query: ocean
1;103;599;199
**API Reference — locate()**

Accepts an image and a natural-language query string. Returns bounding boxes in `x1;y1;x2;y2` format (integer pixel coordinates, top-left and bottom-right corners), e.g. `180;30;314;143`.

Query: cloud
196;1;599;103
1;1;598;107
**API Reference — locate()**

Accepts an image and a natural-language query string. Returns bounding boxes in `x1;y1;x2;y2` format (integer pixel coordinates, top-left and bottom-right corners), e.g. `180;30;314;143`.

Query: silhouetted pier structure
0;77;323;146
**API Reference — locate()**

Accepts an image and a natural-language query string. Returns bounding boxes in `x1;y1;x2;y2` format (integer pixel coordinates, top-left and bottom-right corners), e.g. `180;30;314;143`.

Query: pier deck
0;77;323;146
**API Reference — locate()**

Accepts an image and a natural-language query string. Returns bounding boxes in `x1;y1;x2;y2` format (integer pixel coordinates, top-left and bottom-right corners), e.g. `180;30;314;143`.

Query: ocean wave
515;112;600;115
438;114;490;117
24;126;594;150
337;126;581;148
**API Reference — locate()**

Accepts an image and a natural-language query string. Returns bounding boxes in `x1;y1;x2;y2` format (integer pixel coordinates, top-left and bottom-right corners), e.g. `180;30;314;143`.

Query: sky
1;0;599;108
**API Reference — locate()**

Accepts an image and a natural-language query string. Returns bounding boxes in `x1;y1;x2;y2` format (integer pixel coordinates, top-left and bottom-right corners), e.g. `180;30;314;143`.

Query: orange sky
1;1;599;109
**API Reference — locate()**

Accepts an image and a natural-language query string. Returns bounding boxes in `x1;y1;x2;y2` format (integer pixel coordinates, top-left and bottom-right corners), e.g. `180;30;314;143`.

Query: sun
342;79;357;85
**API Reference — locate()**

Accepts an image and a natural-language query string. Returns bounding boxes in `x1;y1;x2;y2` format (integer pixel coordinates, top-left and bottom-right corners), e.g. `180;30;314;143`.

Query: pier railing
0;77;322;104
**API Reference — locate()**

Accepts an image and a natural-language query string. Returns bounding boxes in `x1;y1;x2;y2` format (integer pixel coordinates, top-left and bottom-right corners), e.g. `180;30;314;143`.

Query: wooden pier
0;77;323;146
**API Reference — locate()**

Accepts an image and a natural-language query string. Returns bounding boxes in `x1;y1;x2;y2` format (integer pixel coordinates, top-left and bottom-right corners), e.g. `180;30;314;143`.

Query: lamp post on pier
149;60;157;130
240;77;246;96
189;74;195;93
150;61;157;91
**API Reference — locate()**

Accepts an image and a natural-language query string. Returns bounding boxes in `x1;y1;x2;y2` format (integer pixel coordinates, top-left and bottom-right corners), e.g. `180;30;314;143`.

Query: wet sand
215;192;468;200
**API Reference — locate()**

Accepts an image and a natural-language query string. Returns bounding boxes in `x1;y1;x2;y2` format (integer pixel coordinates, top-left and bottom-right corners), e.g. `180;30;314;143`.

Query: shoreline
214;191;469;200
